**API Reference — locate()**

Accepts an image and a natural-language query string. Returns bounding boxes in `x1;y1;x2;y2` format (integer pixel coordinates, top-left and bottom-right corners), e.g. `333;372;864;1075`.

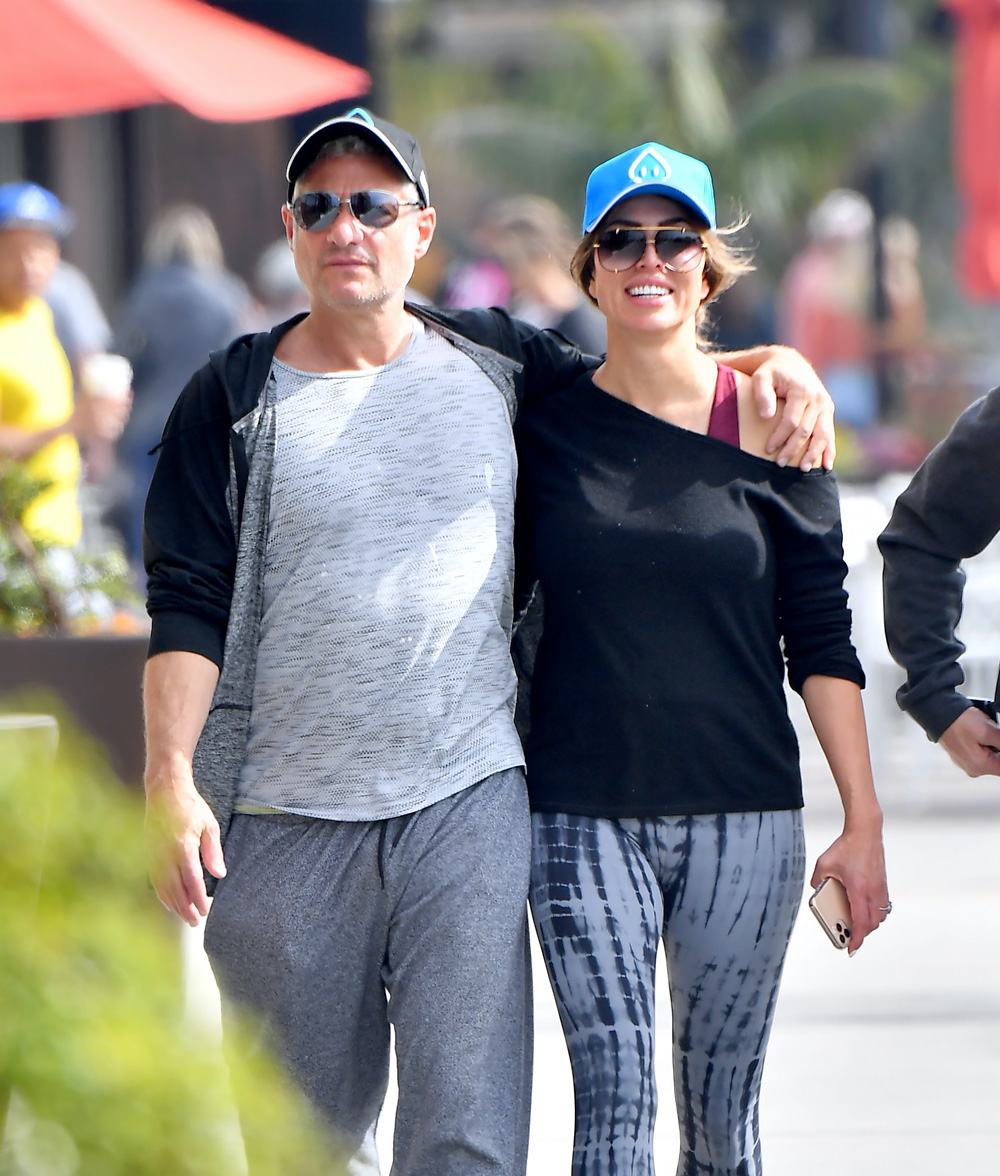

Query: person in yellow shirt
0;182;128;546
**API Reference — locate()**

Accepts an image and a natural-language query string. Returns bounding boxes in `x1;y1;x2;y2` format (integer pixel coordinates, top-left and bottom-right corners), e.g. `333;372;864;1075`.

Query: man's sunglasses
289;189;423;232
593;225;707;273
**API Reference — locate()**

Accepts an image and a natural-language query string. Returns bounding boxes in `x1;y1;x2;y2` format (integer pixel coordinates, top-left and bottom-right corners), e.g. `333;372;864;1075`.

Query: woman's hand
801;676;888;953
811;822;889;953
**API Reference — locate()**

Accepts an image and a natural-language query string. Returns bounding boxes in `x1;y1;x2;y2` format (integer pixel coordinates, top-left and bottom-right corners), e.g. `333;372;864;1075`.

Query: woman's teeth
627;285;668;297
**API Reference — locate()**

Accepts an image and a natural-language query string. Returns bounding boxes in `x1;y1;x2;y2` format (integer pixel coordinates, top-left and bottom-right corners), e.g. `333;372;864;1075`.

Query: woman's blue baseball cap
0;182;73;239
582;143;716;233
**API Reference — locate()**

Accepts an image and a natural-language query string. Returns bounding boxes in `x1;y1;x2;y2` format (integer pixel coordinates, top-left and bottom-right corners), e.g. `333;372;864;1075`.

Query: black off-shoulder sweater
513;372;865;818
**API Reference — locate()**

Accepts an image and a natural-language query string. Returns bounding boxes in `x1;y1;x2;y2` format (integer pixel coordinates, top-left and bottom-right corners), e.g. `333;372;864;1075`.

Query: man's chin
318;285;404;312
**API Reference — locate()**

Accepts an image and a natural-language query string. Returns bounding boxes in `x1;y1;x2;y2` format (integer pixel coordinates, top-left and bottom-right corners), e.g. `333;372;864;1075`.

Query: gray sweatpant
204;768;533;1176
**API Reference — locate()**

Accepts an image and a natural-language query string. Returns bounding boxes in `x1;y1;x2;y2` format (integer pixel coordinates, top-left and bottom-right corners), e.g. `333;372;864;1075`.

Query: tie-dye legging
530;809;806;1176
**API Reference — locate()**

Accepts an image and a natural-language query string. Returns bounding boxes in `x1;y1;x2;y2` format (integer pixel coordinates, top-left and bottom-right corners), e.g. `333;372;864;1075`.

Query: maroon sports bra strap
706;363;740;447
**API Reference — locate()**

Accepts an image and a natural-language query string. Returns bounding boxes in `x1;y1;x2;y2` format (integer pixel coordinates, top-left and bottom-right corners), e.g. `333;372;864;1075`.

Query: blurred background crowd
1;0;999;620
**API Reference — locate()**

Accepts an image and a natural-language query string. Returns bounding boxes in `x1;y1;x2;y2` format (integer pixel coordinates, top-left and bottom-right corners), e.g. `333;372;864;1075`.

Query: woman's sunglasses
593;225;707;273
289;189;423;232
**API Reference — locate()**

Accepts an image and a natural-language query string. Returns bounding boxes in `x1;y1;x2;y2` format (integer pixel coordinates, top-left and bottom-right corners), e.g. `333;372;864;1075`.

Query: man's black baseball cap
286;107;430;207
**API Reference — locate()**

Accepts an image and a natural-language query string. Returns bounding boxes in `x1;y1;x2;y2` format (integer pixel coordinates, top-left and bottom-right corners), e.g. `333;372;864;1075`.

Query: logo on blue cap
628;147;672;185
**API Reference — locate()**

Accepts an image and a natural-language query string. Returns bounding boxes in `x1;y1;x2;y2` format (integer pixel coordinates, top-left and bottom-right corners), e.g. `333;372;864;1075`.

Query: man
880;388;1000;777
0;182;127;545
142;108;836;1175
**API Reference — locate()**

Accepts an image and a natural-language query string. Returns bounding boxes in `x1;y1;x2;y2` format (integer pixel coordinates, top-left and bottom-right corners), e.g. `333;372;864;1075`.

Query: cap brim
584;184;712;233
0;214;73;240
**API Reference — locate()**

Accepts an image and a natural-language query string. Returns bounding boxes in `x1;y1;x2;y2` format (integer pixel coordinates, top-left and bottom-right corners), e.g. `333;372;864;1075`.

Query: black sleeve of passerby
878;387;1000;738
143;367;236;668
769;470;866;695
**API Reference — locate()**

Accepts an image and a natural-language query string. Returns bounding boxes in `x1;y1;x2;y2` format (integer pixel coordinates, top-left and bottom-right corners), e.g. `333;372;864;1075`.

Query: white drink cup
79;353;132;401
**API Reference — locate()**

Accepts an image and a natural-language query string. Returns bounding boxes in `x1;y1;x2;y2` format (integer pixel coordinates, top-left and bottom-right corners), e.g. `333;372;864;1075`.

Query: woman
514;142;889;1175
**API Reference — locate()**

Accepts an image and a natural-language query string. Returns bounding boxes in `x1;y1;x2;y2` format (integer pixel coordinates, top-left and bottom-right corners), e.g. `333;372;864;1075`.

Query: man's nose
325;202;364;246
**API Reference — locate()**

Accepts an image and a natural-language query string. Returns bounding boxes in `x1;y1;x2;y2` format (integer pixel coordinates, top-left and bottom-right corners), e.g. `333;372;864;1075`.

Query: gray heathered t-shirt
236;319;524;820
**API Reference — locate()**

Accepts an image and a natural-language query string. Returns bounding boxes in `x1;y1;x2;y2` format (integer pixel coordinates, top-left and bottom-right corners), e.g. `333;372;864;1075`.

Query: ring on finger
878;902;893;914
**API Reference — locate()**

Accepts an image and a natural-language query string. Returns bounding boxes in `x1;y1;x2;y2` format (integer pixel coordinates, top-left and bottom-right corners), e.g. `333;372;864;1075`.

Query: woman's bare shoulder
734;370;777;461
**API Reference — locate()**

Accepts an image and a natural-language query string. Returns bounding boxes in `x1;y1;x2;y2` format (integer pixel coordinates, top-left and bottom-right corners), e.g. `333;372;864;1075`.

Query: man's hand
145;765;226;927
748;346;835;471
939;706;1000;778
143;650;223;926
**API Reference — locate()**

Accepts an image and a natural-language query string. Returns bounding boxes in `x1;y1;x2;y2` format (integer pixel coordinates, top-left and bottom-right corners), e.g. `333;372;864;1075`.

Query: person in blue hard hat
0;182;128;545
513;142;890;1175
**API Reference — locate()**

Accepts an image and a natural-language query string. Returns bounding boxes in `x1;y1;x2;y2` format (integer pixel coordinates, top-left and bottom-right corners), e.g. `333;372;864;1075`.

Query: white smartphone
808;877;852;950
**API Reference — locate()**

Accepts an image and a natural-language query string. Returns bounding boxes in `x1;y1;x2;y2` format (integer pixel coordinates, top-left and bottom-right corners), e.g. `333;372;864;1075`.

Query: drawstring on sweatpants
377;823;388;888
376;814;415;889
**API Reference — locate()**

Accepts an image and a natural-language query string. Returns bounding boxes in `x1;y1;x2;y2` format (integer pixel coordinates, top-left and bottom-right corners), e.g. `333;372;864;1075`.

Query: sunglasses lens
294;191;338;231
654;230;704;271
595;227;706;272
595;228;645;271
350;190;400;228
292;190;406;231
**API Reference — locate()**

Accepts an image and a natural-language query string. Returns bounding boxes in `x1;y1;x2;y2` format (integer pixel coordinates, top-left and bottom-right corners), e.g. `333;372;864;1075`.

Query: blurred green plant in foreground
0;706;344;1175
0;466;140;637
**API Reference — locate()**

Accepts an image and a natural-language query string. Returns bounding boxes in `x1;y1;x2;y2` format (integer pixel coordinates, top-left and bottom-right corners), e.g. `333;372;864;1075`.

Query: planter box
0;634;147;784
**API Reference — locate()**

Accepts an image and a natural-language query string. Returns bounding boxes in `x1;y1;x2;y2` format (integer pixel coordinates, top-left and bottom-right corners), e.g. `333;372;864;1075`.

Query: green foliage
0;712;344;1175
0;465;138;636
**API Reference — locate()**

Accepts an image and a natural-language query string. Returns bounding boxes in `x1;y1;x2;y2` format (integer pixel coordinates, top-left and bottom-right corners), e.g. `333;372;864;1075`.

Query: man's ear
413;206;437;261
281;203;294;246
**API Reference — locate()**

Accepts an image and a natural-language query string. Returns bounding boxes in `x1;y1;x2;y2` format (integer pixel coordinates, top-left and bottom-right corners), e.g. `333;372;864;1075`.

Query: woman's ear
587;263;600;306
699;259;712;304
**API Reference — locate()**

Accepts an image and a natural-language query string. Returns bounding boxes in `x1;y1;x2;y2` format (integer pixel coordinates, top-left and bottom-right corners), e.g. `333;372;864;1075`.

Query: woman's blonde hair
570;212;755;339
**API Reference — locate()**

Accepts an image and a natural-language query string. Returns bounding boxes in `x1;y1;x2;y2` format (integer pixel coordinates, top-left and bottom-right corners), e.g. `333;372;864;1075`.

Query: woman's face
588;195;709;336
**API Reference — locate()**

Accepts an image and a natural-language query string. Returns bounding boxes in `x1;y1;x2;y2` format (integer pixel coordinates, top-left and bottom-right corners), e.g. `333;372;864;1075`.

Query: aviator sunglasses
289;189;423;232
594;225;707;273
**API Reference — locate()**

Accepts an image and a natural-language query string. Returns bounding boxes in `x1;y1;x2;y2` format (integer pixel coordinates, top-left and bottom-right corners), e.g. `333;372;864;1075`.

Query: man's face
0;227;60;312
282;151;435;314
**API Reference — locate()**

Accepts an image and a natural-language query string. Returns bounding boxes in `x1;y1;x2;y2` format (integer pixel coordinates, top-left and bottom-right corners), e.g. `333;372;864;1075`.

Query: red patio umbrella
0;0;370;123
948;0;1000;299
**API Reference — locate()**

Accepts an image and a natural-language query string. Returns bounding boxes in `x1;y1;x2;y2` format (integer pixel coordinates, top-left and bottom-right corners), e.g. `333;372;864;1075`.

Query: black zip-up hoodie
879;386;1000;739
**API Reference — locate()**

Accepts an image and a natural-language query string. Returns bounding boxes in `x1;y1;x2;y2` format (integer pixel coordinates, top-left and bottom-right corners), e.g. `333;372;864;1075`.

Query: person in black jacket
879;388;1000;776
141;110;838;1176
515;141;889;1176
